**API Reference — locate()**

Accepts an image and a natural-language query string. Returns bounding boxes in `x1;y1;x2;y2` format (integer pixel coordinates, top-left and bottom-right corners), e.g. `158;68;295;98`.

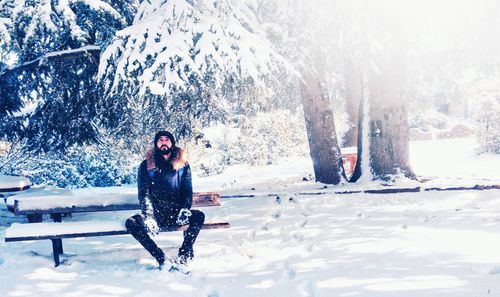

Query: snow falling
1;0;500;296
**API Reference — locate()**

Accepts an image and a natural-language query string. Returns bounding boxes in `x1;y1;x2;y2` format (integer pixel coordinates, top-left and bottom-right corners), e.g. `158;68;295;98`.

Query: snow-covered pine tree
0;0;139;151
98;0;291;150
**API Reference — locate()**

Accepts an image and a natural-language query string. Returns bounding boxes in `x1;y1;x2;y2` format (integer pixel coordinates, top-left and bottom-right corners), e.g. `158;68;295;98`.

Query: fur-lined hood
145;146;188;172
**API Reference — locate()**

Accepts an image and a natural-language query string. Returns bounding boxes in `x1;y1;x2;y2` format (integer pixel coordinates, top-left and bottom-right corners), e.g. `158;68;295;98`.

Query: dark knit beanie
154;130;176;147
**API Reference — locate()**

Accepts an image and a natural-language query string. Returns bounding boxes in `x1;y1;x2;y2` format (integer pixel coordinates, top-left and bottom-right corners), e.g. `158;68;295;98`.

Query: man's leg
178;209;205;261
125;214;165;265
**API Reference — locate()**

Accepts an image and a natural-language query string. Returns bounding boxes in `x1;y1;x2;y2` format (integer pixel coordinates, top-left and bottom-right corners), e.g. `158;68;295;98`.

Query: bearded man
125;131;205;267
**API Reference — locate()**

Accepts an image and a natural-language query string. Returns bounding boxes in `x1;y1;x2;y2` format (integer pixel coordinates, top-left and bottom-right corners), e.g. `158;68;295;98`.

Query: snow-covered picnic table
0;174;32;198
5;191;229;266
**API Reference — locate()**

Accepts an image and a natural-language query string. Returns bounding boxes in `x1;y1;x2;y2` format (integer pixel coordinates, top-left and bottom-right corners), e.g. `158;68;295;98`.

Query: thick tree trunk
369;102;414;179
367;51;415;180
301;71;344;184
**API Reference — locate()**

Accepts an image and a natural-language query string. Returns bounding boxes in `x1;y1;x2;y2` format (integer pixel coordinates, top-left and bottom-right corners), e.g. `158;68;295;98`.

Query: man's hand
144;217;160;236
176;208;192;225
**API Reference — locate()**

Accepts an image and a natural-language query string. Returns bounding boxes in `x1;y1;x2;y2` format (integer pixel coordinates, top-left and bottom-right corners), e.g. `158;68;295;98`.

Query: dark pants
125;209;205;262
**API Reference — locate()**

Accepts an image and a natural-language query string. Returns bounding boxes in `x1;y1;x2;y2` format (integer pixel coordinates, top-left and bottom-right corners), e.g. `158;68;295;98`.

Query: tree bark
349;91;365;182
300;69;345;184
367;49;415;180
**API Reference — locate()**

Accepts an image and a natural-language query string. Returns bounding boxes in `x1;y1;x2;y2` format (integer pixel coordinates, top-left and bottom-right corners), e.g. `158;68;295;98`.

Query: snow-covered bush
474;97;500;154
0;140;138;188
408;109;450;131
189;110;308;177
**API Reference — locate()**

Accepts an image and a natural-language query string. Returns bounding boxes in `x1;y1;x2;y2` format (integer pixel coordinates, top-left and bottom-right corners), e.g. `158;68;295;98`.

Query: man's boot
178;244;194;265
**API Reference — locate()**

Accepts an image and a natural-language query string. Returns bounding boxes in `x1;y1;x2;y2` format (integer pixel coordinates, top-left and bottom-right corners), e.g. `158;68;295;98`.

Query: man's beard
157;145;173;155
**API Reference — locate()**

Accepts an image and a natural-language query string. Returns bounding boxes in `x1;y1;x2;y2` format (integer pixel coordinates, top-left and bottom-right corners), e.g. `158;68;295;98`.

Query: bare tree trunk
301;70;345;184
367;50;415;180
369;100;414;179
349;91;365;182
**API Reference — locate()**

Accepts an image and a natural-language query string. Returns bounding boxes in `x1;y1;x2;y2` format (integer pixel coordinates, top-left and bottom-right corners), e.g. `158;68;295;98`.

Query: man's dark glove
176;208;192;225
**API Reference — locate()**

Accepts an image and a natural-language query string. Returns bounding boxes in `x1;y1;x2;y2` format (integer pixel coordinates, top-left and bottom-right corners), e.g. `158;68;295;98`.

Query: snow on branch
99;0;283;98
0;45;101;78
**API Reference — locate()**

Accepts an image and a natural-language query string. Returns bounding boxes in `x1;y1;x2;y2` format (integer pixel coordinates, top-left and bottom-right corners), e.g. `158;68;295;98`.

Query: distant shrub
189;110;309;177
409;110;450;131
474;98;500;154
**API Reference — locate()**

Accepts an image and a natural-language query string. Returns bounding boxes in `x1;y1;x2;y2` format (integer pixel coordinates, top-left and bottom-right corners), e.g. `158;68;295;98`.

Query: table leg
51;213;62;222
51;239;63;267
27;214;43;223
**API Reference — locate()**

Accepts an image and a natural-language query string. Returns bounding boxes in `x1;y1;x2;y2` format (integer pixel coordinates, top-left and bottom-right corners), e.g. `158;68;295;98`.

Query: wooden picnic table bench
4;191;229;267
9;191;221;222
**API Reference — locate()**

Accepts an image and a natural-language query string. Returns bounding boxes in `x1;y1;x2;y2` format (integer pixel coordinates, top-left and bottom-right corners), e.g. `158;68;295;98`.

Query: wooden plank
0;185;31;193
5;229;130;241
193;192;221;206
185;222;230;230
5;222;230;242
14;192;221;216
364;187;421;194
17;203;141;215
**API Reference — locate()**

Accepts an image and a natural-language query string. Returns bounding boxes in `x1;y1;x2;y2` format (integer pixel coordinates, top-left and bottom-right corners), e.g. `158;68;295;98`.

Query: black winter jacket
137;147;193;225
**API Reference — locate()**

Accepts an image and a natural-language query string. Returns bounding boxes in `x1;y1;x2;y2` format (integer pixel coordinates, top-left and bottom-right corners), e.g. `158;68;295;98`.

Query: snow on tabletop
5;221;125;239
15;193;138;211
5;187;72;207
0;175;31;190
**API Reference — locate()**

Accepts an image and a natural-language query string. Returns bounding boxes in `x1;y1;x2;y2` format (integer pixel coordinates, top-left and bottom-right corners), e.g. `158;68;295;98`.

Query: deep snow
1;138;499;297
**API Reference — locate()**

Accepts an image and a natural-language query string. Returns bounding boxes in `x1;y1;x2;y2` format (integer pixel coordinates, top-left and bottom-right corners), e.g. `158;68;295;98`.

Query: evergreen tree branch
0;45;101;79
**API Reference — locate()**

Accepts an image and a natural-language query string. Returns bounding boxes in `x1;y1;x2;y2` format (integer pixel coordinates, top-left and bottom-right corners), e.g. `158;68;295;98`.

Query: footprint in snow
295;219;307;228
271;210;281;220
205;288;220;297
300;280;317;297
284;261;296;280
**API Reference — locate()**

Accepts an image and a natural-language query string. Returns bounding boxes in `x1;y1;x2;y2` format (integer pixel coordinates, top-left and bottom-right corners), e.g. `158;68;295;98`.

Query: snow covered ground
1;138;499;297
